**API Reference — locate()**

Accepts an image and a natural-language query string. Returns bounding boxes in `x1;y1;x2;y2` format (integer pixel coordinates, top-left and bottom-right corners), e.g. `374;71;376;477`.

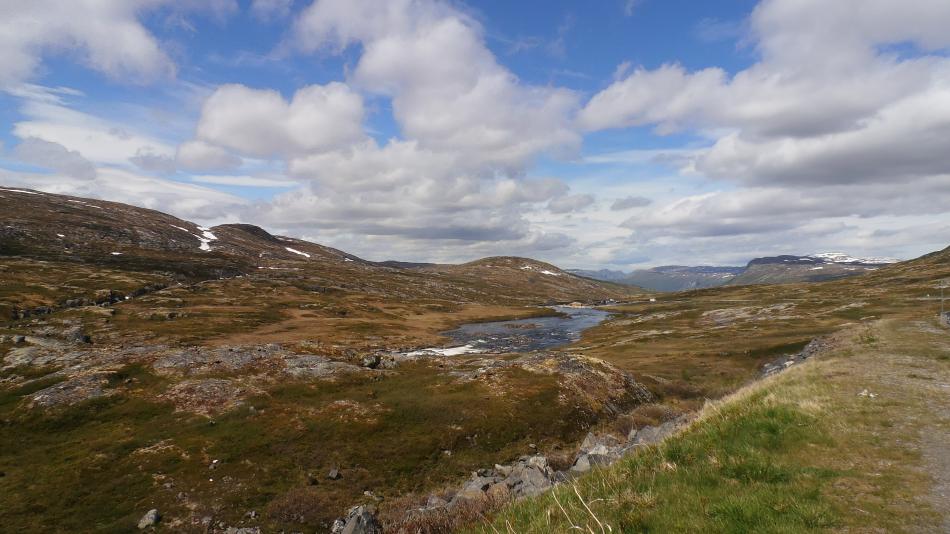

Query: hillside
0;187;645;533
1;188;947;533
572;253;897;292
0;187;637;329
472;318;950;532
728;253;896;286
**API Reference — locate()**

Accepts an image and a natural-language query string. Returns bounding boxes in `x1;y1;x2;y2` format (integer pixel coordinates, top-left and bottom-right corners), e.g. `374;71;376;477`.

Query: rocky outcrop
762;338;826;376
29;373;113;408
331;505;383;534
160;378;262;416
381;414;692;531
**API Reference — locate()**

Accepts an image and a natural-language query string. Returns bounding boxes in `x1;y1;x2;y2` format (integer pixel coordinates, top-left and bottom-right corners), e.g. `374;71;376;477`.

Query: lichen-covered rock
137;509;160;529
160;378;261;416
29;373;112;408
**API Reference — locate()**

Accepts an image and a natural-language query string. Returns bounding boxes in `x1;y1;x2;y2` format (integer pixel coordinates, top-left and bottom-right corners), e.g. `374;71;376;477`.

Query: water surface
408;306;611;355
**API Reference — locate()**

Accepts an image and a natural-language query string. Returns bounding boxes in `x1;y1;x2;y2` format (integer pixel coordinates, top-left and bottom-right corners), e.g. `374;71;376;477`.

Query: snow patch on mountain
808;252;898;265
285;247;311;258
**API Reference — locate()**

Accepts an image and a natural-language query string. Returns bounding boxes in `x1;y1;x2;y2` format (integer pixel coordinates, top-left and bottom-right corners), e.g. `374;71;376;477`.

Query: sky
1;0;950;269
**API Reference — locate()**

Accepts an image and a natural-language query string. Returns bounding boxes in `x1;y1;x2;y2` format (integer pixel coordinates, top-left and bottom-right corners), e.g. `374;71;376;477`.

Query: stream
407;306;611;356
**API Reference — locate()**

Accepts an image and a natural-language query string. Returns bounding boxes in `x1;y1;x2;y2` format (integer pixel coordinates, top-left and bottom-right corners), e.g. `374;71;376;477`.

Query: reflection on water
407;306;611;356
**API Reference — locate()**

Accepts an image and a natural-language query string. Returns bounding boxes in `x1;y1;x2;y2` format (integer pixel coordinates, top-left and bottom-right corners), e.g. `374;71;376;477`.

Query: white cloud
570;0;950;266
0;1;176;88
193;83;365;158
548;193;594;214
191;175;298;188
292;0;581;170
12;138;97;179
611;196;652;210
176;140;242;172
11;89;176;167
1;167;246;221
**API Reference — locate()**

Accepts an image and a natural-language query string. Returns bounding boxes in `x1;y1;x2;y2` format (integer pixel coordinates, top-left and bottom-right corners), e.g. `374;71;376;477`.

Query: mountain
570;266;745;292
567;269;630;283
728;253;898;286
0;187;638;322
570;252;899;292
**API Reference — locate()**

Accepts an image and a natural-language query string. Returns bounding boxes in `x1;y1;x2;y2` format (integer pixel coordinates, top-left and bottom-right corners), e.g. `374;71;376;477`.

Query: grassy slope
470;316;950;533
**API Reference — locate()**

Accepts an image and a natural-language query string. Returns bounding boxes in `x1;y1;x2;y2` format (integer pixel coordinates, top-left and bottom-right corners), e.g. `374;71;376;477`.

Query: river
406;306;611;356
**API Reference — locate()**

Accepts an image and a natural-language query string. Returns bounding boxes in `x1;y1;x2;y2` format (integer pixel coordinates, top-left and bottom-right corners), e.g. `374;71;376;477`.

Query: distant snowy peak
808;252;899;265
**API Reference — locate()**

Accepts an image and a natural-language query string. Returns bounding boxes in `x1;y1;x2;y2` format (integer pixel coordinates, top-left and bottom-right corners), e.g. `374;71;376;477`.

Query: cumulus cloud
176;140;242;172
292;0;581;170
611;196;652;210
12;138;96;179
130;149;177;174
1;167;246;221
579;0;950;187
548;193;594;214
11;88;175;166
193;83;365;158
191;0;590;259
0;1;213;88
569;0;950;265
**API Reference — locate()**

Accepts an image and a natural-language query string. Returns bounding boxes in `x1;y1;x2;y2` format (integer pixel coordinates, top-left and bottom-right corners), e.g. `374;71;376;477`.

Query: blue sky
2;0;950;268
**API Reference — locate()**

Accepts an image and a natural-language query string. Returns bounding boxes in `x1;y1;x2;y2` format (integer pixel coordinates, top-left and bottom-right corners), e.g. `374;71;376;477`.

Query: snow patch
0;188;41;195
56;233;64;238
809;252;898;264
405;345;486;357
540;270;561;276
67;199;103;209
195;226;218;252
110;252;122;256
285;247;311;258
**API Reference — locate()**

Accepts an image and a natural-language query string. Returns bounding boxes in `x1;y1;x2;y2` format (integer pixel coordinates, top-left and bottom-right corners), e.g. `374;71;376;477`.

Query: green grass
470;318;950;533
470;388;838;533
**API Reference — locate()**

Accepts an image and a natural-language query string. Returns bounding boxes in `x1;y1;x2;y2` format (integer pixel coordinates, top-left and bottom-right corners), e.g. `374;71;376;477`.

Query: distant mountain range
570;253;899;292
569;266;744;292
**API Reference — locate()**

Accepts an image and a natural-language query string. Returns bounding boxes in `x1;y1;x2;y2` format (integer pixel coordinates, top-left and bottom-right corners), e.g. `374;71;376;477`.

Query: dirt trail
864;319;950;532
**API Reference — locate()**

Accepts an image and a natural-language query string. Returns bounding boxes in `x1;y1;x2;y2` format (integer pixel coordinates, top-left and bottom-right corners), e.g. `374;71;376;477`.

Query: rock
425;495;448;509
361;354;381;369
570;454;592;474
328;468;342;480
283;354;362;378
159;378;261;416
340;505;382;534
579;432;622;453
224;528;260;534
12;335;25;344
630;420;682;446
453;475;497;503
29;373;111;408
61;326;91;344
137;509;160;529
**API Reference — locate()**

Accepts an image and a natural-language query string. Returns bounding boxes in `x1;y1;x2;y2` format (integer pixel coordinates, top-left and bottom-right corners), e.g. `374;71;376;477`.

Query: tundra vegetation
0;188;948;532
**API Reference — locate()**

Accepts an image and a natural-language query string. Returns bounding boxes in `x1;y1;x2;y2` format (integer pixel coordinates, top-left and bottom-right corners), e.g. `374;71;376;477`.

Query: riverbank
467;316;950;532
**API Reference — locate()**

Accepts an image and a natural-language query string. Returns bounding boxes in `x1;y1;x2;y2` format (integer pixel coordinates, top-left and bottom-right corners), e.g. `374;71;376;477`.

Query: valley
1;188;949;533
